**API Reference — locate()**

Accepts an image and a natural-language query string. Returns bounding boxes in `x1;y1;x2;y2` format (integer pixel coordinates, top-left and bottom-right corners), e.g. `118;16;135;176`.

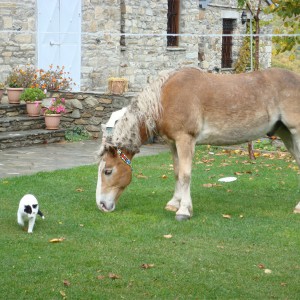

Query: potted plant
33;65;75;91
0;82;5;103
20;88;46;117
108;77;128;95
43;97;66;130
6;65;36;104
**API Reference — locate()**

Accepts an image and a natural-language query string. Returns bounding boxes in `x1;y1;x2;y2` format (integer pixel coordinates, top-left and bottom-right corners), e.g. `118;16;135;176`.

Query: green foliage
20;88;46;102
265;0;300;58
234;22;257;73
0;147;299;299
65;126;91;142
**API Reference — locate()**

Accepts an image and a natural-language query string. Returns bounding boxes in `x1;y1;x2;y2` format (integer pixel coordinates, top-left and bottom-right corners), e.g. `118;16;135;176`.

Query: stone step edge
0;128;65;141
0;103;26;109
0;115;44;123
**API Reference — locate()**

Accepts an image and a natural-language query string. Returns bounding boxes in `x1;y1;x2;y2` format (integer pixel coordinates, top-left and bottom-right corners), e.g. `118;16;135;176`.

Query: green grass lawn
1;146;299;299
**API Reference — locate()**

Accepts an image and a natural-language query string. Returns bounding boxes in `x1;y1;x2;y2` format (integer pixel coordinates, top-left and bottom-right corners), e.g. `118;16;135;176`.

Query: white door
37;0;81;91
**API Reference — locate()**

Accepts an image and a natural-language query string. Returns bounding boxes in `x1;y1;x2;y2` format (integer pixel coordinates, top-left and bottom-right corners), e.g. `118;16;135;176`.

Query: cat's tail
38;209;45;219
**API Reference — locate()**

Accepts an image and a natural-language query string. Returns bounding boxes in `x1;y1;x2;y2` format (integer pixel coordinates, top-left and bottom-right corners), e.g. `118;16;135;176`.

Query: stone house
0;0;272;93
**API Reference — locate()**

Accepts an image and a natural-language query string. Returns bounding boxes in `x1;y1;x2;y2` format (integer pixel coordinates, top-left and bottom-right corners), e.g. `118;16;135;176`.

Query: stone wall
0;0;273;93
48;90;134;138
0;1;36;80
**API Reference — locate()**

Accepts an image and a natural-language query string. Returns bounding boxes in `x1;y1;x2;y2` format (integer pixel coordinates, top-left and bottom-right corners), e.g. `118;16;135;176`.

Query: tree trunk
247;0;261;160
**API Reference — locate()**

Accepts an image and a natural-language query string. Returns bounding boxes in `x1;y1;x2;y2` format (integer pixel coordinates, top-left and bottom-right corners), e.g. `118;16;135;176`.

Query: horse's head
96;145;133;212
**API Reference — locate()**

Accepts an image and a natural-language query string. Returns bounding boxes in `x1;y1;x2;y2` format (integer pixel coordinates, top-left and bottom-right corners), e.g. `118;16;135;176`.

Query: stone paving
0;140;169;179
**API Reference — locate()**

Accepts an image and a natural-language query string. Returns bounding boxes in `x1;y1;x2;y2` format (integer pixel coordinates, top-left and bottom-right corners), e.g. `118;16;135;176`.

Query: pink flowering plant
43;97;66;115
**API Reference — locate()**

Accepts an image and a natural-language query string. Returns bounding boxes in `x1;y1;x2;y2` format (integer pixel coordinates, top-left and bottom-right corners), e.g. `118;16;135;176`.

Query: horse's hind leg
165;143;181;212
276;125;300;213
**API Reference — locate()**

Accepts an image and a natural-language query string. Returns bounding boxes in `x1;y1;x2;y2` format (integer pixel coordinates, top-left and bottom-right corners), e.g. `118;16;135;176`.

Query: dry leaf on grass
202;183;221;188
161;174;168;179
136;173;148;179
280;282;287;287
108;273;121;280
49;237;65;243
163;234;173;239
76;188;84;192
264;269;272;274
63;279;71;287
97;275;106;280
222;214;232;219
141;263;155;269
59;290;67;298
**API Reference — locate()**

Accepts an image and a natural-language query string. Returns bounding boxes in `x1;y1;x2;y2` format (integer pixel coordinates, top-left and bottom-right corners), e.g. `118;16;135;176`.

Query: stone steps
0;129;65;150
0;116;45;132
0;102;65;149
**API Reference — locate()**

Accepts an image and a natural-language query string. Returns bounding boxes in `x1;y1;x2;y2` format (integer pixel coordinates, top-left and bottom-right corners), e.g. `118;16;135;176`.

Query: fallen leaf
254;152;260;157
76;188;84;192
63;279;71;287
203;183;214;188
222;214;232;219
280;282;287;287
161;174;168;179
163;234;172;239
49;237;65;243
141;263;155;269
59;291;67;299
234;172;244;176
264;269;272;274
109;273;121;280
97;275;106;280
258;264;265;269
136;173;148;179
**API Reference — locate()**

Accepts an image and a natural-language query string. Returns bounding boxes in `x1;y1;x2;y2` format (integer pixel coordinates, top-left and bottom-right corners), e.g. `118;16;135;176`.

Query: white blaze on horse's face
96;149;132;212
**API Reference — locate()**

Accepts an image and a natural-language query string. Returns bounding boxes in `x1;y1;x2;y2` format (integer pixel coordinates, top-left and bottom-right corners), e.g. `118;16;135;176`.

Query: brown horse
97;67;300;220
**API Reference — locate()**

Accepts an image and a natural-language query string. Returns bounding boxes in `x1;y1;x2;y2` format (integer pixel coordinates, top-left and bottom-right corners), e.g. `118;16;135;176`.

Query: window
167;0;180;46
221;19;235;68
120;0;126;46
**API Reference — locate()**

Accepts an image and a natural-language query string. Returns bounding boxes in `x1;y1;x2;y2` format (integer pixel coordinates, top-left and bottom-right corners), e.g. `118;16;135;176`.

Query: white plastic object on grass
218;177;237;183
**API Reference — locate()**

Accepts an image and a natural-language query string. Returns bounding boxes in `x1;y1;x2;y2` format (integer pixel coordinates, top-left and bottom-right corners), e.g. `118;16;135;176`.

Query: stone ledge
0;115;45;132
0;129;65;149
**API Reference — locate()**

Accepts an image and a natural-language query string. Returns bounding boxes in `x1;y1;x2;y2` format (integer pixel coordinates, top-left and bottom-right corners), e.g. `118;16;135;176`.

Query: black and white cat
17;194;45;233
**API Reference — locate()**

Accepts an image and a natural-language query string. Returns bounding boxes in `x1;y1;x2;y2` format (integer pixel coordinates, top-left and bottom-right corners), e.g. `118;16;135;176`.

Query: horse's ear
106;145;117;157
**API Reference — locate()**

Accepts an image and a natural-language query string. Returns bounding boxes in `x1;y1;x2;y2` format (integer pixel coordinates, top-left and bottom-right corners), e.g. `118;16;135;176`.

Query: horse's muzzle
98;201;115;212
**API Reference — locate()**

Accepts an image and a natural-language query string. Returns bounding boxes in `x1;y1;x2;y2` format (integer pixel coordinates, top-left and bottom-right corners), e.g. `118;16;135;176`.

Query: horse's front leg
165;143;181;212
174;136;195;221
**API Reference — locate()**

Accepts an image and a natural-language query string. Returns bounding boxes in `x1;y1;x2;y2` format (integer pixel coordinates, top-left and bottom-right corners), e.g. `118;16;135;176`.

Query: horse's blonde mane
106;70;174;153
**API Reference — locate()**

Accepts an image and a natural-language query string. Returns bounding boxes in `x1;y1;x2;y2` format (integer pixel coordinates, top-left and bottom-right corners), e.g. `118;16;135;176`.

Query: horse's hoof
175;214;190;221
165;205;178;212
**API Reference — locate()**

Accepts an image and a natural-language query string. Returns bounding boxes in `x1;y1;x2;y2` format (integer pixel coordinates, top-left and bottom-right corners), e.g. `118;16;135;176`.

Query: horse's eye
104;169;112;176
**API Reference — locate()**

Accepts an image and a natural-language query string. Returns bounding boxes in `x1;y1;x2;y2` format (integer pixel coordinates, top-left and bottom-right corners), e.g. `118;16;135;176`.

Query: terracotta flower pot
45;114;61;130
26;101;42;117
7;87;24;104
